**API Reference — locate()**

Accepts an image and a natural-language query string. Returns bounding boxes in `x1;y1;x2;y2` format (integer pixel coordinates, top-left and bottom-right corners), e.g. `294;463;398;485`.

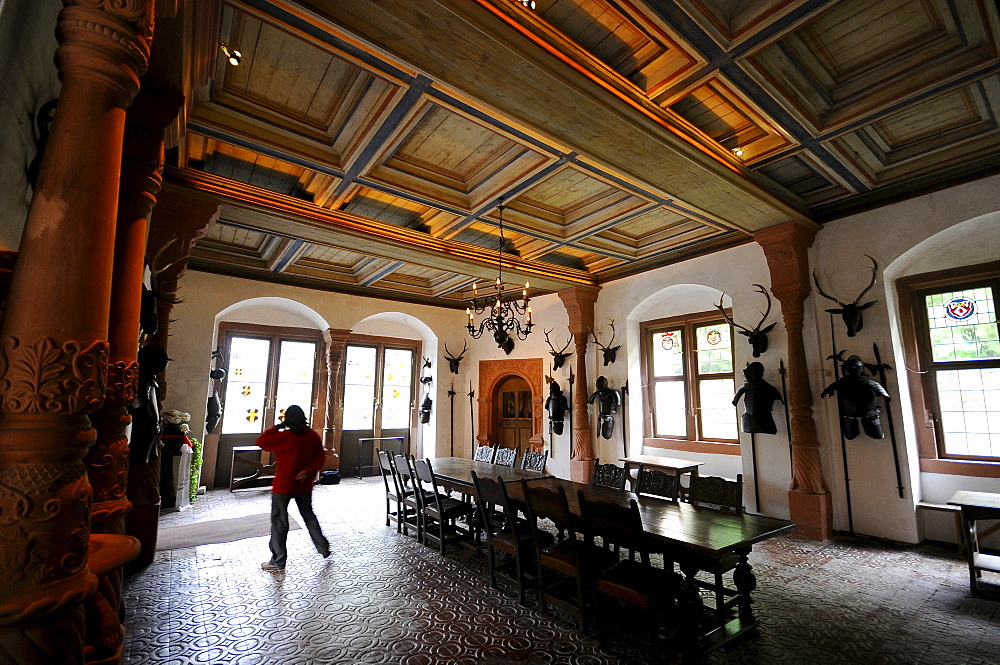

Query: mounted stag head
543;328;573;371
589;318;621;366
140;237;187;337
716;284;777;358
813;255;878;338
443;340;467;375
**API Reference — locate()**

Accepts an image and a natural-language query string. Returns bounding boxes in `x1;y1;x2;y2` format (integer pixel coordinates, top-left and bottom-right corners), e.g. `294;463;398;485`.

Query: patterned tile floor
124;478;1000;665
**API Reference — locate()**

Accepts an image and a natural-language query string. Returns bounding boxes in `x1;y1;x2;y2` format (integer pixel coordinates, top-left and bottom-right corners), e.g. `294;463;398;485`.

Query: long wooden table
428;457;794;656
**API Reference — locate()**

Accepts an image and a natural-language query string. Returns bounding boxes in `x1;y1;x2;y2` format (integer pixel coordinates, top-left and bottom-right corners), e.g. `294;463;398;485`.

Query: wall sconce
219;42;242;66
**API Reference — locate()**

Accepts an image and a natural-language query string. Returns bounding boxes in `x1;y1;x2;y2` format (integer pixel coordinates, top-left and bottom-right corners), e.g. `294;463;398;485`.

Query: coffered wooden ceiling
169;0;1000;307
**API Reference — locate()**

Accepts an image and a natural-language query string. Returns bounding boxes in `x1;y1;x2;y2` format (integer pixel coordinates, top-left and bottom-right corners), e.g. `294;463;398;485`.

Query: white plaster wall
596;242;792;519
164;270;469;480
809;173;1000;543
0;0;61;251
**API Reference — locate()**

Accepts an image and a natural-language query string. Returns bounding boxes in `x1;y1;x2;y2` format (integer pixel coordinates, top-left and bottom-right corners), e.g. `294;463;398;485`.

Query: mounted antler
140;237;187;337
715;284;777;358
589;318;621;366
443;340;468;375
813;255;879;337
544;328;573;370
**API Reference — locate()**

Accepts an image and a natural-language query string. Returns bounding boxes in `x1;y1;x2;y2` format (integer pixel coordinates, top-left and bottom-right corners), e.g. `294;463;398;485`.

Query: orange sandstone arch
476;358;545;452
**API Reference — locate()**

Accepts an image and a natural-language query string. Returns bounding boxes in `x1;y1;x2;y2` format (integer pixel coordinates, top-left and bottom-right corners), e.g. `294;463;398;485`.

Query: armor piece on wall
732;362;783;434
821;354;889;439
544;380;569;435
419;394;433;424
588;375;621;440
127;344;170;463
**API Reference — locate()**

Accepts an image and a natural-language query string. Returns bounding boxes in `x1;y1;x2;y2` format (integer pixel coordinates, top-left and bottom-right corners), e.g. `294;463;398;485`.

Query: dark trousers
269;492;330;568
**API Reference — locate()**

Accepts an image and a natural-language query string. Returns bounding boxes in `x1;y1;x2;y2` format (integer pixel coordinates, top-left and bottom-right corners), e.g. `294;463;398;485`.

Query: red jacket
255;425;326;494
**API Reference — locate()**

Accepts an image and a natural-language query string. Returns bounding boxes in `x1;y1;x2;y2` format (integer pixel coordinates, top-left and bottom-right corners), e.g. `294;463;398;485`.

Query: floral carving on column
477;358;545;451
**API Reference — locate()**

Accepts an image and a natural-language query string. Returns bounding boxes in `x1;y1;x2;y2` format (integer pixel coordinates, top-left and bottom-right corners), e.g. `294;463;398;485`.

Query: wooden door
495;376;532;451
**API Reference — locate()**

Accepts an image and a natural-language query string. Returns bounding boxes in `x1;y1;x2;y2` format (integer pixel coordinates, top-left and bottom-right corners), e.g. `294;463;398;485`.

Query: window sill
919;458;1000;478
643;437;741;456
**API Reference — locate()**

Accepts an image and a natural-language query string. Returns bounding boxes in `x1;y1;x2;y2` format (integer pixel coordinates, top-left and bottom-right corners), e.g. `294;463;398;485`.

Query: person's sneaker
261;561;284;572
320;548;331;559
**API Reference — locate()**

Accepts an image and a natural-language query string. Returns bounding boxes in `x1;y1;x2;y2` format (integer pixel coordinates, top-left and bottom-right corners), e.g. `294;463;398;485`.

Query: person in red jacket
256;405;330;571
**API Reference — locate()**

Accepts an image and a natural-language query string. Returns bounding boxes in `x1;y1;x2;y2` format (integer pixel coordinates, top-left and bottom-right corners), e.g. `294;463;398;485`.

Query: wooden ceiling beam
164;167;593;293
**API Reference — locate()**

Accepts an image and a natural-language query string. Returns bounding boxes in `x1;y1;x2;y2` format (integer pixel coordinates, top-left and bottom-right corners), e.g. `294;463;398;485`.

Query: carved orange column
323;328;351;467
0;1;154;663
754;221;832;541
558;285;601;482
124;187;218;570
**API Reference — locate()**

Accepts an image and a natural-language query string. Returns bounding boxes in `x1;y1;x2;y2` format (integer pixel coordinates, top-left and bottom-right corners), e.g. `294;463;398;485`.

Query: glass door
215;327;320;488
340;340;416;477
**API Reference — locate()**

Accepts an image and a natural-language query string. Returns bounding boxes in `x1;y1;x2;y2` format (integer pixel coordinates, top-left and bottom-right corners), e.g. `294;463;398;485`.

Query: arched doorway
476;358;544;452
495;376;533;450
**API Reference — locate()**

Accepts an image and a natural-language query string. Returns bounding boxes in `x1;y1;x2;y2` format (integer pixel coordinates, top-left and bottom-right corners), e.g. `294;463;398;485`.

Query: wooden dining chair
493;446;518;468
520;480;615;630
413;458;475;554
473;444;496;463
377;450;403;532
686;473;744;622
636;467;680;501
470;471;551;604
590;458;627;490
687;474;744;513
520;449;548;473
577;491;681;653
392;454;423;540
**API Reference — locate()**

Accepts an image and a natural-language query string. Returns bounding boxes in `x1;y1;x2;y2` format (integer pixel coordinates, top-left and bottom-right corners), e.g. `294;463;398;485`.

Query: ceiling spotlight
513;0;537;8
219;42;242;66
732;147;744;157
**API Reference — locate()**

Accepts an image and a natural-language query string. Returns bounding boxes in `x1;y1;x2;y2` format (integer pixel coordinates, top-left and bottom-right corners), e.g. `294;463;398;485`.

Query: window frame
640;310;740;455
897;260;1000;477
341;333;421;435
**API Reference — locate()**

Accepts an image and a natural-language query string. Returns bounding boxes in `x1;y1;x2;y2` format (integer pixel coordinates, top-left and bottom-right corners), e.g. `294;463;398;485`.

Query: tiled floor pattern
124;478;1000;664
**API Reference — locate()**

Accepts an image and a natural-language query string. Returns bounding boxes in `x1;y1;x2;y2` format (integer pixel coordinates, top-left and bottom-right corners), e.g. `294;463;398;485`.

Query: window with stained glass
920;282;1000;459
643;313;738;443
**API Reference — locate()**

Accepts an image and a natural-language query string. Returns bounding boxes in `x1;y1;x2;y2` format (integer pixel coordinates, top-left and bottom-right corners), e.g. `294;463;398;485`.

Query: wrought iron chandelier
466;198;533;353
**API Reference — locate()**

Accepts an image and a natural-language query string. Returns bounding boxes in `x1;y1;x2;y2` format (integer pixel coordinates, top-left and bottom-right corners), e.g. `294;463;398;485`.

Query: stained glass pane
653;380;686;437
343;346;376;430
925;287;999;362
274;340;317;428
699;378;738;440
652;329;684;377
381;349;413;429
936;368;1000;458
696;323;733;375
222;337;271;434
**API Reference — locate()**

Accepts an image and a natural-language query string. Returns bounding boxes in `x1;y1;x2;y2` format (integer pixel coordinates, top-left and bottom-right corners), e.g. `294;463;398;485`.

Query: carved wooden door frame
477;358;544;451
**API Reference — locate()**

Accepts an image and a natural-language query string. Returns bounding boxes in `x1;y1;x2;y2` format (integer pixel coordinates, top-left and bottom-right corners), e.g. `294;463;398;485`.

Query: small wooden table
948;490;1000;598
619;454;703;493
229;446;275;492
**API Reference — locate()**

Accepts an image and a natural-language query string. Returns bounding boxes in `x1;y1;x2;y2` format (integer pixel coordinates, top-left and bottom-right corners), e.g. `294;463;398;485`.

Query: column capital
753;221;819;304
324;328;353;350
56;2;155;107
557;285;601;337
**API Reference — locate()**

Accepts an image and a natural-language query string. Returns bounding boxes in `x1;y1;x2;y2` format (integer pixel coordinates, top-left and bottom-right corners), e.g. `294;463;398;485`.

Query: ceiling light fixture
732;147;744;157
513;0;537;9
219;42;242;66
466;198;533;354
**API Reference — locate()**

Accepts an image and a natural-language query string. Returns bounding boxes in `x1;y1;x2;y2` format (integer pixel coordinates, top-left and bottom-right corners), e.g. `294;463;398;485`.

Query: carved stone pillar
754;221;832;541
558;285;601;483
0;2;154;663
322;328;351;466
125;187;218;570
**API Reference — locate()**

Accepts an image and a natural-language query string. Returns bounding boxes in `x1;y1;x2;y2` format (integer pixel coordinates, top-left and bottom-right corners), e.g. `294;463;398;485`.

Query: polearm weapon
448;382;456;457
567;368;575;459
829;312;854;535
872;343;904;499
468;380;475;453
620;380;628;458
750;429;760;513
778;359;792;473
